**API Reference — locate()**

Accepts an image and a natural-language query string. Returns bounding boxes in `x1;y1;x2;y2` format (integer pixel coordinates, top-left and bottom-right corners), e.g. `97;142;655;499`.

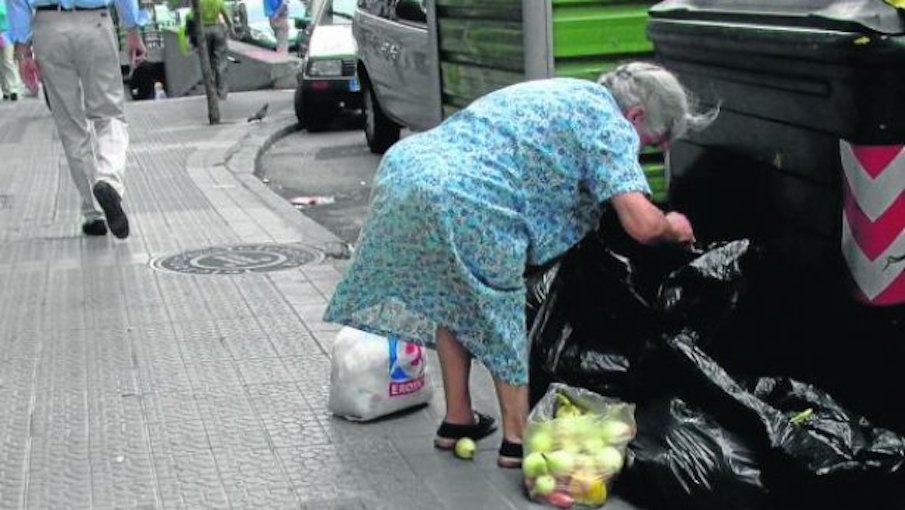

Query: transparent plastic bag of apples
523;383;636;508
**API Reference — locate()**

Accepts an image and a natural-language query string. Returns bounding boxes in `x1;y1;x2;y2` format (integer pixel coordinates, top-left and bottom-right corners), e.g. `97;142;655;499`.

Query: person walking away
7;0;147;238
324;62;718;468
0;0;23;101
195;0;235;99
263;0;288;55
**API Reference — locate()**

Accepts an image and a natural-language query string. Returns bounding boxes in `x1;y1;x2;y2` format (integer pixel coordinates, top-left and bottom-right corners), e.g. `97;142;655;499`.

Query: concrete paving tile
211;445;300;509
173;320;235;363
402;452;521;510
217;319;281;360
184;360;244;393
142;391;204;425
25;434;93;509
0;330;42;362
205;416;272;453
130;324;185;365
234;358;294;385
137;360;194;395
317;409;438;446
154;275;221;324
194;391;262;434
269;278;328;307
255;313;325;358
234;275;301;319
148;420;212;454
151;450;230;509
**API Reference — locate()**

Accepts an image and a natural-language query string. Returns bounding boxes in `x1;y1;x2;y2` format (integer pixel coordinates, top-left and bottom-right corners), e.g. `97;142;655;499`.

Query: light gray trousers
1;38;23;96
33;9;128;221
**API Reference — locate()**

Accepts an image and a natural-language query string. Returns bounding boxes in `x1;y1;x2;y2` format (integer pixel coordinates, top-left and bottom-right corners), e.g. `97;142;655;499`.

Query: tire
362;75;400;154
293;84;306;127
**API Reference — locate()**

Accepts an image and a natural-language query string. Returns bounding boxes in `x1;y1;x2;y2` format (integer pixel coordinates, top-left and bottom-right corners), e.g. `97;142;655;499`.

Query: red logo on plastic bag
388;338;426;397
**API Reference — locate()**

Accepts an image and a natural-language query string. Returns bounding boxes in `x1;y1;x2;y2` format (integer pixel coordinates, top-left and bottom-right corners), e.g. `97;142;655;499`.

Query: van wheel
294;84;306;127
363;77;400;154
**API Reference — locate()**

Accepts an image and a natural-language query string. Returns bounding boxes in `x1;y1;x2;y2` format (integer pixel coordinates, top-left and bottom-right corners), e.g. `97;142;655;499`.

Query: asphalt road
257;111;386;245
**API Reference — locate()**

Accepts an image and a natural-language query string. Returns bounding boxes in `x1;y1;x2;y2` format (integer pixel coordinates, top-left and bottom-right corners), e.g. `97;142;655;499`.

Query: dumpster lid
650;0;905;35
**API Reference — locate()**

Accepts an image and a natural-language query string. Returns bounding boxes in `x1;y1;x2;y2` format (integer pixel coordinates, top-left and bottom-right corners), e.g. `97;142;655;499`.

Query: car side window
392;0;426;25
358;0;394;19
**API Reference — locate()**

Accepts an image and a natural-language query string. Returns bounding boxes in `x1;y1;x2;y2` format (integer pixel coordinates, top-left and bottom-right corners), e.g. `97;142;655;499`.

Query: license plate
349;77;360;92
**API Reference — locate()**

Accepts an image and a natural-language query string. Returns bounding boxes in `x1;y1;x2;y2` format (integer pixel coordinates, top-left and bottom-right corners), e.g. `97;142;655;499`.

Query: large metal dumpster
647;0;905;433
648;0;905;306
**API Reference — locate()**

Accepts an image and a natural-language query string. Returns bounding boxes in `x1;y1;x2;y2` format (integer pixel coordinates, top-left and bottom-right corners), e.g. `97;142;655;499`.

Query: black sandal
434;411;497;449
497;440;523;468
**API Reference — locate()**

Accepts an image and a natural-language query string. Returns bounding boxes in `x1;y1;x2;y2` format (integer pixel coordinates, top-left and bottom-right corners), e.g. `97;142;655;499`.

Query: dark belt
35;4;107;11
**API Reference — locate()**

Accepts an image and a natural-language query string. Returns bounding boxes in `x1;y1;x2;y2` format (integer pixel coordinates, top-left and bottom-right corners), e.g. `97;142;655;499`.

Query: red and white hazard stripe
840;141;905;306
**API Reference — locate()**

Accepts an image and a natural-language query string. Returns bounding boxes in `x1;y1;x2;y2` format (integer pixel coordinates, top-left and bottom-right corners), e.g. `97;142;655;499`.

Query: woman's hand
665;211;695;245
610;192;696;247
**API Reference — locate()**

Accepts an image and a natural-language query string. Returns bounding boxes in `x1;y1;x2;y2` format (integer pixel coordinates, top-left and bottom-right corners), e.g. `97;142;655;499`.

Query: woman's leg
435;326;474;424
492;377;528;444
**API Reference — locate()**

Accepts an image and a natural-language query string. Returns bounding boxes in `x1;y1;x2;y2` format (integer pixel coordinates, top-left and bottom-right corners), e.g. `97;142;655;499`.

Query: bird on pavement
247;103;269;122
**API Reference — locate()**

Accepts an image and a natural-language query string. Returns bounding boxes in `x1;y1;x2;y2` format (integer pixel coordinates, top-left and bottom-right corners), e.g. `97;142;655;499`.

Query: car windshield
320;0;355;25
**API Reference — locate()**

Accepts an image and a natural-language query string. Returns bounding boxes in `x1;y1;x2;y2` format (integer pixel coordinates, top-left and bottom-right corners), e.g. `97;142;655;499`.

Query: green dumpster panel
438;20;525;70
437;0;524;109
552;3;653;58
554;59;621;81
643;163;667;203
441;62;523;108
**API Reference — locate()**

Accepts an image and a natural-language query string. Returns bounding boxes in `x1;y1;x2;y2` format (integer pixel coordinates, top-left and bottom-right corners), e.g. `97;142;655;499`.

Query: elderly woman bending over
324;62;717;467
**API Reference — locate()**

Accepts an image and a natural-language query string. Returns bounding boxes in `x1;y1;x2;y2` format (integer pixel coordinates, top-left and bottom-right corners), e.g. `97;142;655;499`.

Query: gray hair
598;62;718;142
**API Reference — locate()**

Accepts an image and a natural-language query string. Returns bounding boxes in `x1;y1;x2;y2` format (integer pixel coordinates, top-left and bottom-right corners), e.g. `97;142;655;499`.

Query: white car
293;0;361;130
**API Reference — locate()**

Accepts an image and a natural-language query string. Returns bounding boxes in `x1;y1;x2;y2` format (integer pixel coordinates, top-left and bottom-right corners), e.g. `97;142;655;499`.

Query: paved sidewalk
0;92;635;510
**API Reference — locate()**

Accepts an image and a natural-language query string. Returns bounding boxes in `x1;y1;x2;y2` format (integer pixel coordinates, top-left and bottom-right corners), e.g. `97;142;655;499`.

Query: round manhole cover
150;244;323;275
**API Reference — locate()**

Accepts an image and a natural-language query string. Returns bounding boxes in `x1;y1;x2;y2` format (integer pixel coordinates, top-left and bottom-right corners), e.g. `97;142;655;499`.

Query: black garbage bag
657;240;753;342
529;225;753;401
620;396;768;510
659;331;905;508
525;261;560;331
528;231;676;400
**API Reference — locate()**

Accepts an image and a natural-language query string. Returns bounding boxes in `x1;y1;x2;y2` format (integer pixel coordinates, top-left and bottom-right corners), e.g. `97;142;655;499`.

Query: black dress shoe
92;182;129;239
82;219;108;236
9;93;17;101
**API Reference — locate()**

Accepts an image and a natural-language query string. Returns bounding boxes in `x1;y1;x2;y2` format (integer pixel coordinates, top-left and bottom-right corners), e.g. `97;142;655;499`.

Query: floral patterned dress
323;78;650;385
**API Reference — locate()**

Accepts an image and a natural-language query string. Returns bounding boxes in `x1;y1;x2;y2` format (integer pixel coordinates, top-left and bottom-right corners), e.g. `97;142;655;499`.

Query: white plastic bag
328;327;433;421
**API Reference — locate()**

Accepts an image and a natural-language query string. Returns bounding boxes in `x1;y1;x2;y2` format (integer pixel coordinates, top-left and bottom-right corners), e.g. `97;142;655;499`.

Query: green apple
574;453;595;471
534;474;556;496
454;438;476;460
527;429;555;454
600;420;632;445
546;450;576;476
522;452;549;477
594;446;624;474
559;439;582;454
554;416;582;440
582;436;605;454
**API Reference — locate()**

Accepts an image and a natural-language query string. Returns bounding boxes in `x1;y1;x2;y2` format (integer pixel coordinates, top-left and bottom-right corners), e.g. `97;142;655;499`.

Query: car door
385;0;438;131
355;0;396;112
